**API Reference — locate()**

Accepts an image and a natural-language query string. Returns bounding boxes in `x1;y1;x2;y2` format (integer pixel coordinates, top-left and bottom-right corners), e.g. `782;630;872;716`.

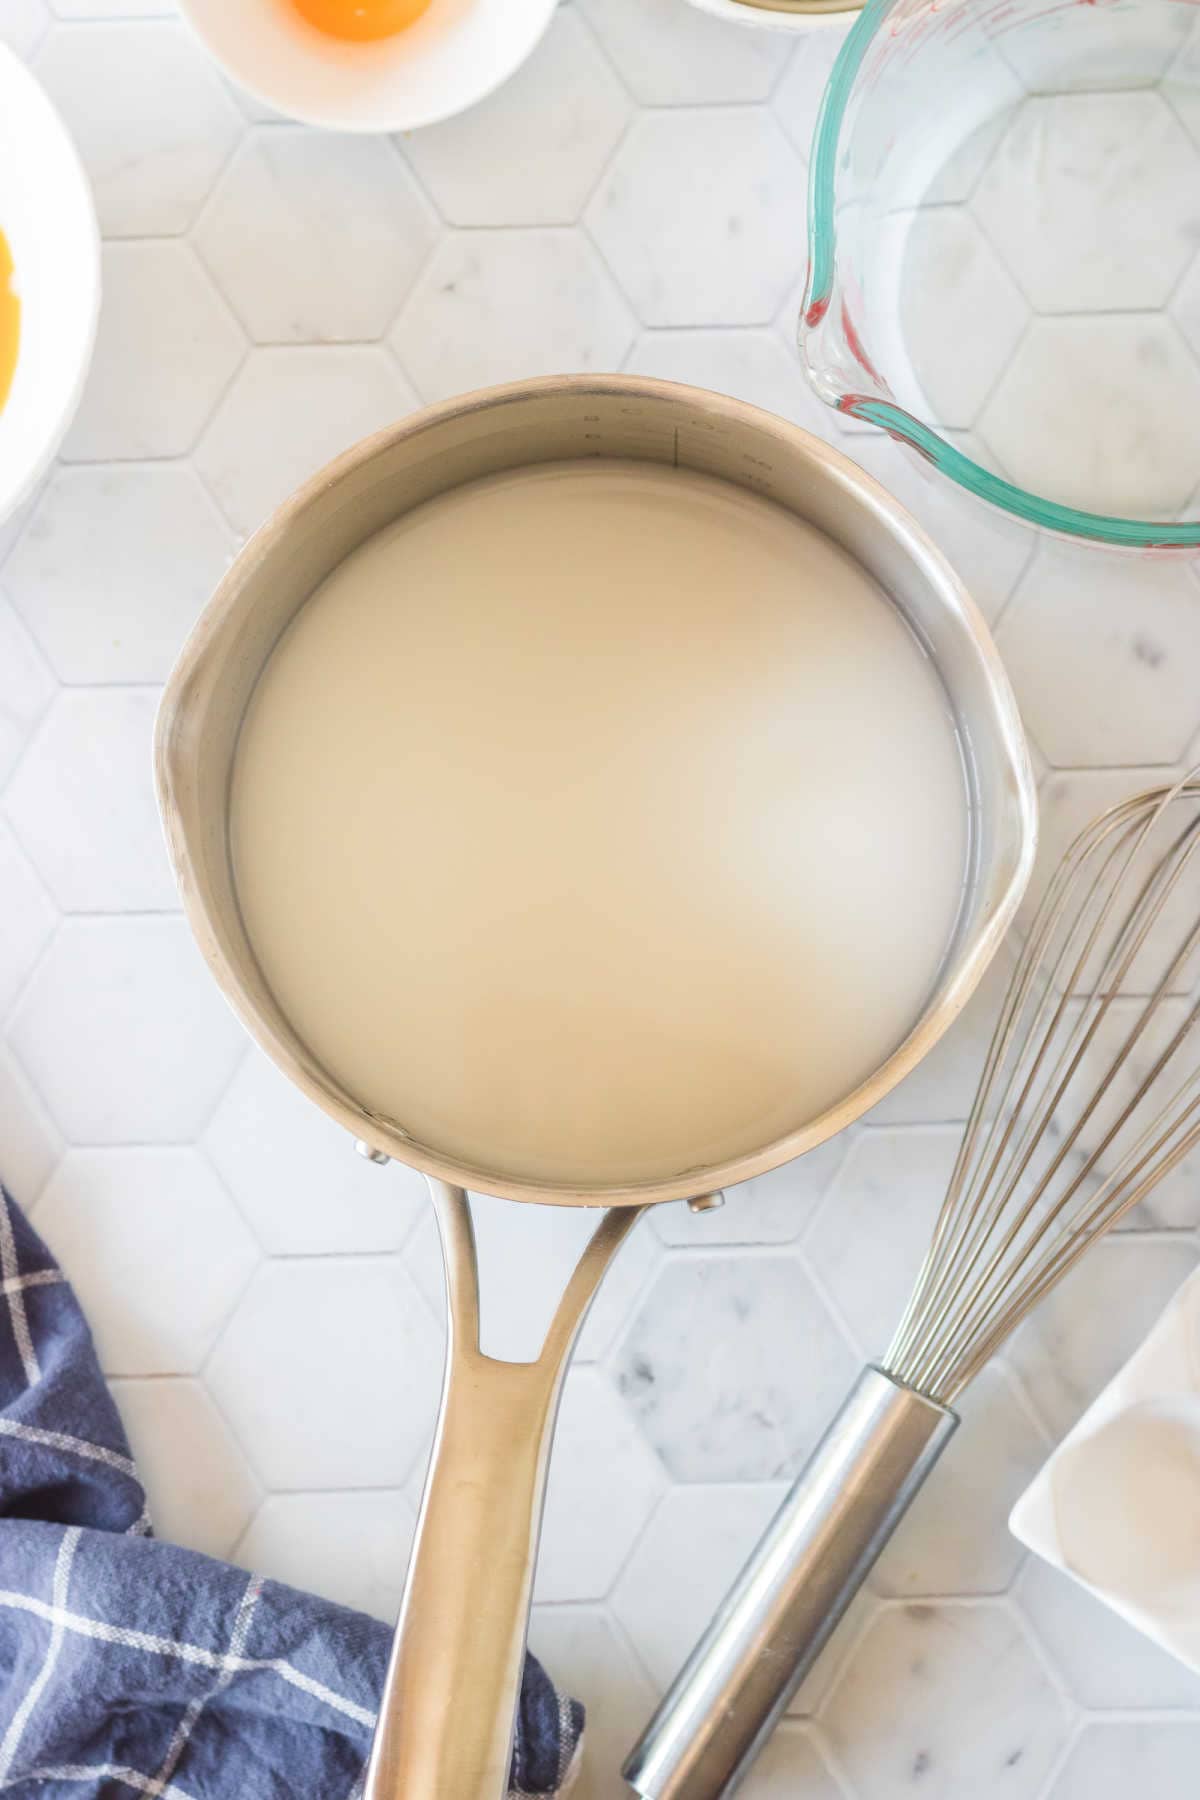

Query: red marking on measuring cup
841;300;883;384
1141;542;1200;560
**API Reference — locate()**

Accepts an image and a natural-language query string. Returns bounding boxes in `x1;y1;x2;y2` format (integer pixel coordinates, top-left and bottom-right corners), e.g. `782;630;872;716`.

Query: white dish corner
1011;1264;1200;1675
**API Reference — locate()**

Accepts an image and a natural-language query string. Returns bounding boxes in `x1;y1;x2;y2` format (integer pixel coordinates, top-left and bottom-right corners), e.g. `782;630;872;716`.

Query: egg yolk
291;0;432;39
0;230;18;417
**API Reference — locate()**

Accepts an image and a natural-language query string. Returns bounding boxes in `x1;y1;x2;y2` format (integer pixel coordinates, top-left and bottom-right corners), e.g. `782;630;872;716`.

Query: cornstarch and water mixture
230;459;968;1188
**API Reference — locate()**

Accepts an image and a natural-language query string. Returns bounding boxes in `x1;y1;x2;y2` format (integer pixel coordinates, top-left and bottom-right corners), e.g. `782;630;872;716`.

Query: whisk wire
948;1093;1200;1396
884;772;1200;1406
889;806;1161;1377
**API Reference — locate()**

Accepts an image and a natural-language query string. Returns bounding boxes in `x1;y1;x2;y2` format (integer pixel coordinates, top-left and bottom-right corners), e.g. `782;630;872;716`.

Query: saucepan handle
622;1366;958;1800
363;1180;643;1800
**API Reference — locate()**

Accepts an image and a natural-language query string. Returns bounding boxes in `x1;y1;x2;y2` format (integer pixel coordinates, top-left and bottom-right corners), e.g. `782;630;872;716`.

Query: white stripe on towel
0;1527;81;1779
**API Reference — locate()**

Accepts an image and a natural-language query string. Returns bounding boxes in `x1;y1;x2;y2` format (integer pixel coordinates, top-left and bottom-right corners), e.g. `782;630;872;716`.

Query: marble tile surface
614;1252;856;1481
806;1127;961;1358
394;226;634;399
0;821;54;1018
1054;1722;1200;1800
979;314;1200;518
195;344;416;535
610;1480;789;1689
822;1602;1070;1799
63;242;246;462
235;1489;418;1622
110;1376;261;1559
10;916;247;1144
0;596;55;788
5;465;232;685
34;1145;257;1373
870;1364;1049;1600
4;11;1200;1797
34;21;241;238
973;92;1200;313
196;131;436;343
402;10;630;225
204;1050;428;1257
997;545;1200;768
5;688;176;911
206;1258;443;1489
899;210;1028;429
580;0;790;106
585;108;802;326
623;325;831;437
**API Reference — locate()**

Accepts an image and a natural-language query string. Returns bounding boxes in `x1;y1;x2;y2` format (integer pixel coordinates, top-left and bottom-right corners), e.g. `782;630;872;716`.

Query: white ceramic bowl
180;0;558;131
0;45;100;526
682;0;858;35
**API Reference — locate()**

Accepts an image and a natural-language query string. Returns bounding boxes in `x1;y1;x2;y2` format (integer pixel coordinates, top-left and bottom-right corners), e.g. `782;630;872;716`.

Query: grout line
606;1606;662;1699
1032;1715;1084;1800
0;917;62;1045
567;1;637;113
809;1720;858;1800
388;128;449;229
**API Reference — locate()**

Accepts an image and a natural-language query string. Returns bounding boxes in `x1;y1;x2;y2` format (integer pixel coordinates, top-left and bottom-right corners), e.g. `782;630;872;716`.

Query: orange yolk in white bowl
290;0;432;39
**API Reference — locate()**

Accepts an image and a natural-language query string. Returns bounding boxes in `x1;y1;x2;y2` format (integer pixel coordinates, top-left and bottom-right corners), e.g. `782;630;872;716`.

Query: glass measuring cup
799;0;1200;548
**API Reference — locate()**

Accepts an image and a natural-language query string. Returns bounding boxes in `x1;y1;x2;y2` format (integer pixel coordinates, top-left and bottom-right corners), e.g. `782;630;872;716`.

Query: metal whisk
625;772;1200;1800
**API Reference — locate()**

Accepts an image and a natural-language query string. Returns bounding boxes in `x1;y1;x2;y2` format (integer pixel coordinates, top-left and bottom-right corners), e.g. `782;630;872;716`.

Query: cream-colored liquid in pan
230;459;968;1189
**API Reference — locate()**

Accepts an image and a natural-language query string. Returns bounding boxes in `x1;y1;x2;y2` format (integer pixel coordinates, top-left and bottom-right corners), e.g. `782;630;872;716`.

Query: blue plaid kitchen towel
0;1188;583;1798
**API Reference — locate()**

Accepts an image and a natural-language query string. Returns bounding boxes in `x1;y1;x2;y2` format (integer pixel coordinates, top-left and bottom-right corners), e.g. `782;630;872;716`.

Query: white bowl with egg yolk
0;45;100;525
180;0;558;131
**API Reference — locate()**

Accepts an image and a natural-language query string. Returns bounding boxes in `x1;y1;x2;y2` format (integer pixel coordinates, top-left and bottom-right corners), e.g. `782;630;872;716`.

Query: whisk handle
622;1366;957;1800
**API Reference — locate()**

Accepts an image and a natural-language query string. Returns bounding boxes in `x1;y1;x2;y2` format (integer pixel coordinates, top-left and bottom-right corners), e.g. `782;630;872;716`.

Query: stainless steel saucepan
153;374;1035;1800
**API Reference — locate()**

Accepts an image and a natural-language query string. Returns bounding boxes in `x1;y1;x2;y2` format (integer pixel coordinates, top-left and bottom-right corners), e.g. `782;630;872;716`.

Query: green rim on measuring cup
800;0;1200;550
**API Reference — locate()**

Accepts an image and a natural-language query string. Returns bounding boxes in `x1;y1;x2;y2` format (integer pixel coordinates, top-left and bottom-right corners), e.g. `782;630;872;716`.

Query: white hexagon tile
1021;769;1200;997
206;1258;443;1490
821;1603;1070;1797
580;0;792;106
650;1134;849;1248
9;916;248;1144
109;1376;261;1560
34;20;242;237
235;1489;418;1623
997;545;1200;768
5;688;176;911
63;242;245;462
622;327;833;438
1054;1724;1200;1800
584;109;802;326
33;1146;257;1373
204;1050;428;1256
6;11;1200;1799
610;1480;790;1691
0;595;55;787
973;93;1200;314
898;210;1028;429
195;344;418;536
805;1127;963;1357
194;131;436;342
393;228;635;400
5;464;232;684
401;10;630;226
978;315;1200;518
